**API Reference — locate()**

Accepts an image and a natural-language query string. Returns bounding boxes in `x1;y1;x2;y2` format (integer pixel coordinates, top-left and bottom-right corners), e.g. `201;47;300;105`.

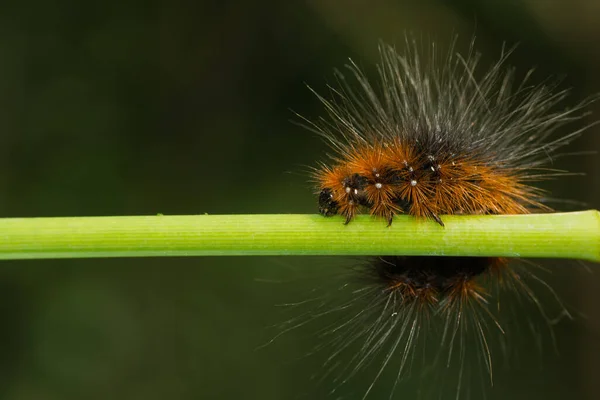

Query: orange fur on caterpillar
316;138;544;225
290;37;595;399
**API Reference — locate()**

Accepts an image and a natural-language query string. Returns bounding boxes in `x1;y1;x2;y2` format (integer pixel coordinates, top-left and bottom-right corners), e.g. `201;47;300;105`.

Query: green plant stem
0;211;598;261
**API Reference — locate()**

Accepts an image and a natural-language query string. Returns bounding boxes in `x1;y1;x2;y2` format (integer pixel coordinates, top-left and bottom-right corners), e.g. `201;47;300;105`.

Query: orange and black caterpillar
295;38;595;398
310;40;589;226
316;138;543;226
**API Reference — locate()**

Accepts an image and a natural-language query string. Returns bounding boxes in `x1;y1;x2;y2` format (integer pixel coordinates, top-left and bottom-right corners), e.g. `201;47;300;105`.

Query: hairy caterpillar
288;37;595;398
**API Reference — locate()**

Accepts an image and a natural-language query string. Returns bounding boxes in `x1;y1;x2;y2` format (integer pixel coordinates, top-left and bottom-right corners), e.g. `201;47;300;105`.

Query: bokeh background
0;0;599;399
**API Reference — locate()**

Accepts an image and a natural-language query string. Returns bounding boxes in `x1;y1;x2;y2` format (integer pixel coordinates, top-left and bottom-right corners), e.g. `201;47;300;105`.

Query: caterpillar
294;37;595;398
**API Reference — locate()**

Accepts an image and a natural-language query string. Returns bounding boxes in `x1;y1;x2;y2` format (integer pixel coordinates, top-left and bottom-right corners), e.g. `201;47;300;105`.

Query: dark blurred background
0;0;599;399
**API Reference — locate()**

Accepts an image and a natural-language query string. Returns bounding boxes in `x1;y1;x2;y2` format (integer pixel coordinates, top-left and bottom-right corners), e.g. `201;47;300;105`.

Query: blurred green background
0;0;599;399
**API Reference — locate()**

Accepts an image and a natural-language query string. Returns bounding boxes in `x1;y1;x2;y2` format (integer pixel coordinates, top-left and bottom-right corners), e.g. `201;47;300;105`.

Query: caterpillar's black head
318;188;339;217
